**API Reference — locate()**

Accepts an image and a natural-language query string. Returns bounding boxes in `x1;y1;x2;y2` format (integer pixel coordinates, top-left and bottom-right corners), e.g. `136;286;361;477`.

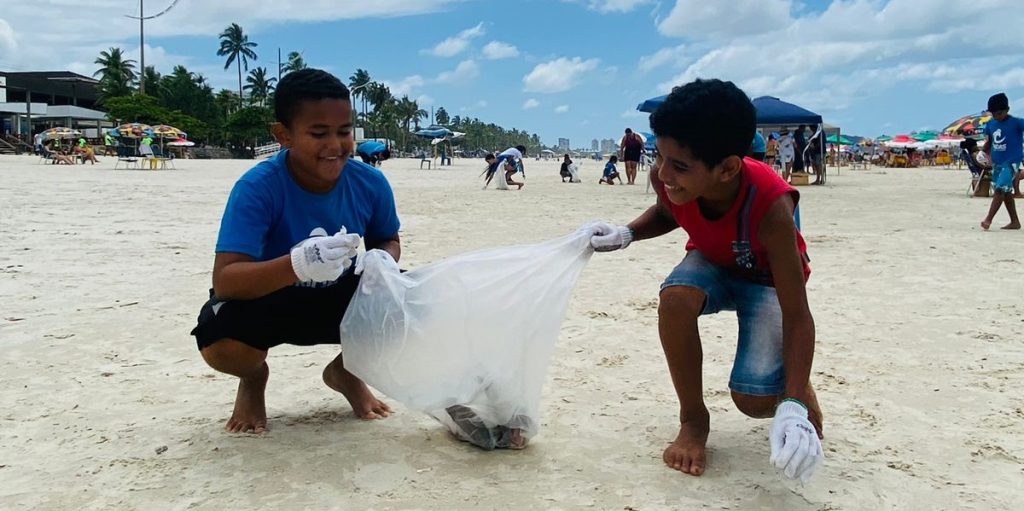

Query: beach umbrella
115;122;153;138
358;140;387;155
943;111;992;135
636;95;667;113
414;127;452;139
911;130;939;142
166;138;195;147
40;126;82;140
149;124;187;139
876;135;892;142
826;134;857;145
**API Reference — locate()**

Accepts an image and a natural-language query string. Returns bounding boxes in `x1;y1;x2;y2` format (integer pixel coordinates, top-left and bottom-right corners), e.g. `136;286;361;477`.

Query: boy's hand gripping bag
340;228;594;450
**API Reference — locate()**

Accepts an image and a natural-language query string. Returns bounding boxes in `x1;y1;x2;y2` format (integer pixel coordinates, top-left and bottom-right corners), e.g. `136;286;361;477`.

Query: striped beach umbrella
115;122;153;138
943;112;991;136
41;127;82;140
150;124;187;139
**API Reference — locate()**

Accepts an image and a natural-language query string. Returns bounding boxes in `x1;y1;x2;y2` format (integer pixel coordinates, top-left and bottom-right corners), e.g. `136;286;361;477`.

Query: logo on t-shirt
992;128;1007;152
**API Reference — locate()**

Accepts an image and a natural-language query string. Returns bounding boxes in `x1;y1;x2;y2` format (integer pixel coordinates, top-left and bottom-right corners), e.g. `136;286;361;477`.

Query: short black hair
515;145;526;153
609;155;618;163
485;153;495;160
649;78;755;169
274;68;351;126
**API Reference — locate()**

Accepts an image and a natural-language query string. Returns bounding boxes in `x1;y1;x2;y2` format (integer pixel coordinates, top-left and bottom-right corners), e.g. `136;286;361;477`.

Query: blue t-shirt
985;115;1024;165
216;149;401;263
603;162;617;178
751;131;766;153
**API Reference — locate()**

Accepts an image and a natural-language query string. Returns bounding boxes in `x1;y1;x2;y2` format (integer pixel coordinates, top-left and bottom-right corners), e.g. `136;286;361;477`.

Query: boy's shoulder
343;157;391;188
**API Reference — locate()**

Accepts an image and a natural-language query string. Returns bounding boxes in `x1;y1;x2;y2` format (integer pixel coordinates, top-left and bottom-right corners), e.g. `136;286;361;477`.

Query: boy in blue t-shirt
599;155;622;184
191;69;402;433
981;92;1023;230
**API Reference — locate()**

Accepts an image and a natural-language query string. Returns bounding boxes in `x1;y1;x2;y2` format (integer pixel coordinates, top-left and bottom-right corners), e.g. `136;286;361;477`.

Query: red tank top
655;157;810;286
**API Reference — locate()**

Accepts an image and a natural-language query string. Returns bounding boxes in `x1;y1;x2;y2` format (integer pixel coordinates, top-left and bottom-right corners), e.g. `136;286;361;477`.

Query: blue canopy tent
357;140;387;155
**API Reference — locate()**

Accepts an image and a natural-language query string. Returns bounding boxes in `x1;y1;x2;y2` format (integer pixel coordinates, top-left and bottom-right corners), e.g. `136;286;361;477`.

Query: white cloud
554;105;570;113
0;18;17;57
523;98;540;109
638;44;689;73
649;0;1024;117
563;0;653;13
435;59;480;84
416;94;435;106
523;57;600;93
658;0;792;38
383;75;426;97
423;22;486;58
482;41;519;60
0;1;463;72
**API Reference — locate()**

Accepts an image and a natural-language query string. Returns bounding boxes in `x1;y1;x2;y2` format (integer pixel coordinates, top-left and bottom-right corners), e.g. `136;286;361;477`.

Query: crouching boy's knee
658;286;705;321
731;391;777;419
201;339;267;377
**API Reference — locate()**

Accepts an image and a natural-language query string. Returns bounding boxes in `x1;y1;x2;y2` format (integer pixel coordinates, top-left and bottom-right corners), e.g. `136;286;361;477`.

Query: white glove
769;400;824;484
354;248;400;276
586;221;634;252
290;228;361;283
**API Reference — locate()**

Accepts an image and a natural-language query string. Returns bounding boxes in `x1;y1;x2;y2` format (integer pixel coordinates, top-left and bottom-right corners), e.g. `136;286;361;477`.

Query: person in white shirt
777;128;795;181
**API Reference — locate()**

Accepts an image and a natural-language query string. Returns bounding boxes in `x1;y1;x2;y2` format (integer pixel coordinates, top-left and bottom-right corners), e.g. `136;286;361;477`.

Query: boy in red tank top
583;79;824;483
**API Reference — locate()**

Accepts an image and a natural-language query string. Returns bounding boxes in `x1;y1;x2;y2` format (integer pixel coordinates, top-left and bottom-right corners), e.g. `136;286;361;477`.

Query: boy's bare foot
981;220;992;230
323;357;391;419
1001;222;1021;230
663;410;710;476
226;362;269;434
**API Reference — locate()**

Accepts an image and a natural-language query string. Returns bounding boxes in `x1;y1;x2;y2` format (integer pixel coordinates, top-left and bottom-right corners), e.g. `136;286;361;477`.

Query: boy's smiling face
273;98;354;192
655;136;741;205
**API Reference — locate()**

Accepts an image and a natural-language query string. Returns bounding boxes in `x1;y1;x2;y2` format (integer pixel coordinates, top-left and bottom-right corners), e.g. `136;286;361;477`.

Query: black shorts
623;148;642;163
190;274;361;351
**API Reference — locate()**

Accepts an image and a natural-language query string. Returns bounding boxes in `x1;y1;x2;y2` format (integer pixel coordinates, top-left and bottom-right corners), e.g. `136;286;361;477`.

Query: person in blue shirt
980;92;1023;230
599;154;622;185
190;69;401;433
749;130;767;162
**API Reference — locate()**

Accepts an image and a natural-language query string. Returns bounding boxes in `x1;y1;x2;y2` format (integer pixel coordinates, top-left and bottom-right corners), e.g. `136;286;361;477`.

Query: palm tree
93;47;137;102
141;66;162;97
217;23;258;107
282;51;307;75
348;69;372;127
244;67;276;106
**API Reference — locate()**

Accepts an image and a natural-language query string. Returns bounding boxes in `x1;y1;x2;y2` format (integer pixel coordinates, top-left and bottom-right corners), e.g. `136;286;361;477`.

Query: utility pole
139;0;144;94
125;0;180;95
277;48;281;82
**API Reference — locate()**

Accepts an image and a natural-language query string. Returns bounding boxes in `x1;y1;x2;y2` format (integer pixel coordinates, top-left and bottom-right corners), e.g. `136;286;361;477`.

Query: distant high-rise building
557;138;570;152
591;139;599;151
600;138;617;154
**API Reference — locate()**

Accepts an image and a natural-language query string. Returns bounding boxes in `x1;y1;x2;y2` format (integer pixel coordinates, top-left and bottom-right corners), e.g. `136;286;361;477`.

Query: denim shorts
992;162;1020;193
661;251;784;396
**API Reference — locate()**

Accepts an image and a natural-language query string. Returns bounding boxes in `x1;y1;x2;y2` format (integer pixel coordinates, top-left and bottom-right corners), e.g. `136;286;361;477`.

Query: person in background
980;92;1023;230
750;130;766;162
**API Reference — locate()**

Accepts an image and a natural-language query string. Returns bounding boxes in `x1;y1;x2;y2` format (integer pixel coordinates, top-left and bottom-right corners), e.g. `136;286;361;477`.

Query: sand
0;153;1021;510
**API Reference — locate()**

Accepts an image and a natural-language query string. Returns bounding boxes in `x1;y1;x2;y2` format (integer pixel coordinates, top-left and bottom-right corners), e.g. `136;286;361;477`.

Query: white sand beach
1;154;1021;510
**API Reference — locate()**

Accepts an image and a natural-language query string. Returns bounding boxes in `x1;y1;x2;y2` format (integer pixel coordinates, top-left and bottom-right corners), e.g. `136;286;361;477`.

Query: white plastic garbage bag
340;229;594;449
568;163;581;183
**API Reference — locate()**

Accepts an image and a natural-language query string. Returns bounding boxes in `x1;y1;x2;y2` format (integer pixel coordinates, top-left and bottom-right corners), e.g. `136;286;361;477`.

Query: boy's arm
628;173;679;241
366;234;401;264
759;195;815;405
213;252;299;300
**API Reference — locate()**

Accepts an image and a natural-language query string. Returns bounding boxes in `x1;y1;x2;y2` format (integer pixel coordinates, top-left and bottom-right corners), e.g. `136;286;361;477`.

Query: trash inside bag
340;229;594;450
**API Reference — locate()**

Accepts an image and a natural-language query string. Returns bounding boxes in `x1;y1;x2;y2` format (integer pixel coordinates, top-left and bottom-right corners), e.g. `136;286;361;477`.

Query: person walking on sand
980;92;1024;230
190;69;400;433
620;128;645;185
581;79;823;483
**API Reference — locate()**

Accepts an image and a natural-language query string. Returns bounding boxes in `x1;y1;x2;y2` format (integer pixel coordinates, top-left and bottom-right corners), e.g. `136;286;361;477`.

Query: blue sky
2;0;1023;146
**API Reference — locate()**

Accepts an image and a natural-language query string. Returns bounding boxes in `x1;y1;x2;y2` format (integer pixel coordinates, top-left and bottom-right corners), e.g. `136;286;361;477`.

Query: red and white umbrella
166;138;195;147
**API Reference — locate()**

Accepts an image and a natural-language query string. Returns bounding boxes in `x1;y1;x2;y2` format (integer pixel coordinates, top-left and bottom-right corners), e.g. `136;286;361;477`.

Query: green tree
103;94;209;142
434;107;450;126
93;47;137;103
244;67;276;106
348;69;372;128
217;23;258;108
282;51;307;75
141;66;162;97
225;106;274;147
